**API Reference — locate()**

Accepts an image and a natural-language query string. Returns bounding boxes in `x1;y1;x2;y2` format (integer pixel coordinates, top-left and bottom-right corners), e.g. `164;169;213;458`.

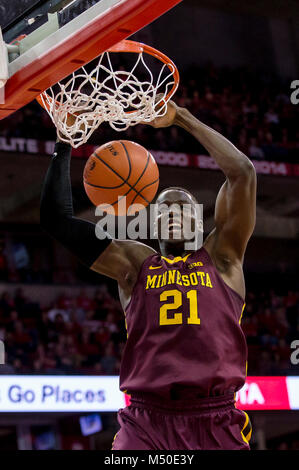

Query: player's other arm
147;100;256;263
173;107;256;264
40;139;152;287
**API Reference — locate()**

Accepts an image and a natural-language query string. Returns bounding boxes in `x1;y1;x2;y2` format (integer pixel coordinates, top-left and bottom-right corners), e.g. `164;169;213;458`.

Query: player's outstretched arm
40;138;154;290
40;139;112;267
173;107;256;264
146;100;256;263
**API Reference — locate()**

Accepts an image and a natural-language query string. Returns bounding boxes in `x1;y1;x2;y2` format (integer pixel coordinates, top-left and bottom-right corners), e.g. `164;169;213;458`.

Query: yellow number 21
159;289;201;326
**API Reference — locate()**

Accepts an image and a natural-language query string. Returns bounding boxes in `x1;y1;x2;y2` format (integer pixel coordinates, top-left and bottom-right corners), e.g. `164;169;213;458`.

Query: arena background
0;0;298;450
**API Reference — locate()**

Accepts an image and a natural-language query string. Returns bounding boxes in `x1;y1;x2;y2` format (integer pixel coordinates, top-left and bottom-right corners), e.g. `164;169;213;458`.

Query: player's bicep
90;240;132;284
214;166;256;261
90;239;155;287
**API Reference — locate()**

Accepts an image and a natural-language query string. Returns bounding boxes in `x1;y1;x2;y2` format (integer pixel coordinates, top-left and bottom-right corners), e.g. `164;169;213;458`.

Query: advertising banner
0;375;298;412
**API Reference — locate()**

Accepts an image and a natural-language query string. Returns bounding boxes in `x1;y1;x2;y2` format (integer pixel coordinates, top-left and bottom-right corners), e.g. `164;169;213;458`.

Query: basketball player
40;99;256;450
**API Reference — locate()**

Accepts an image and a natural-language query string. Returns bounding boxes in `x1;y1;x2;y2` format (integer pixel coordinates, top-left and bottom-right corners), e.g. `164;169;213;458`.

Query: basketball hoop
36;40;179;148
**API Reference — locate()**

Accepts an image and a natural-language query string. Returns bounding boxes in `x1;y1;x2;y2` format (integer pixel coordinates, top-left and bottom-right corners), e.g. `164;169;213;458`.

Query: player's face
155;189;199;243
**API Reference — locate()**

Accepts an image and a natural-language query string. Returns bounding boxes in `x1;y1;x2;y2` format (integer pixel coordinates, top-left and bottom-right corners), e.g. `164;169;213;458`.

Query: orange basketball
83;140;159;215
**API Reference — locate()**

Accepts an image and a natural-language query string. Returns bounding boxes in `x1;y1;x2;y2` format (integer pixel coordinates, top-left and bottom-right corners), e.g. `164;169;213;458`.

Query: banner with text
0;375;298;412
0;137;298;177
0;375;124;412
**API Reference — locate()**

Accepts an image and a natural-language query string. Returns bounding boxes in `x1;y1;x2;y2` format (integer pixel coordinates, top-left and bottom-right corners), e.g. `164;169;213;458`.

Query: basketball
83;140;159;215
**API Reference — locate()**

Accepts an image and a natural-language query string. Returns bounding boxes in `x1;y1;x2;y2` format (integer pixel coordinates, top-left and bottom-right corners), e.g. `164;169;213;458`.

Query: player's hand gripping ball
83;140;159;216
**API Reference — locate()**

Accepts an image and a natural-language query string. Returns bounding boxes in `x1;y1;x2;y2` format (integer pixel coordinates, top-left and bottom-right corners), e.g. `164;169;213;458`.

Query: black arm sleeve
40;141;112;267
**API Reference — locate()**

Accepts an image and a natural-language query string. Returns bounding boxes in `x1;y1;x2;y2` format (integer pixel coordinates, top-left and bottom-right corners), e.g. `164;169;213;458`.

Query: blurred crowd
270;437;299;451
1;63;298;163
0;232;93;285
0;286;126;375
0;284;298;376
242;289;298;375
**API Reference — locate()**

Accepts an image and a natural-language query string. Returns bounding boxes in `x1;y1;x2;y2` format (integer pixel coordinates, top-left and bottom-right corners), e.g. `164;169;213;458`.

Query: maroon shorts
112;392;252;450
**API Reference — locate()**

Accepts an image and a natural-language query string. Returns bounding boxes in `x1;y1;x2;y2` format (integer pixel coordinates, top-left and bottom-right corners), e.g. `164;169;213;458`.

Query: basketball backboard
0;0;182;119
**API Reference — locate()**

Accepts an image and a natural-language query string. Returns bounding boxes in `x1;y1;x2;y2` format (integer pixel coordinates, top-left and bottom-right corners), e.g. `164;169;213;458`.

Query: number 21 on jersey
159;289;200;325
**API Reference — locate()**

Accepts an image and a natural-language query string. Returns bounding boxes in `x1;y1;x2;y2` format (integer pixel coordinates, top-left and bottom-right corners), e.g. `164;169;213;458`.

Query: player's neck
159;240;199;258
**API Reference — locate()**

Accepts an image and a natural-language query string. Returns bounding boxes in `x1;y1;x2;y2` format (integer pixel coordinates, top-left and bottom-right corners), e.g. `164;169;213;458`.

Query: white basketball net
39;45;178;148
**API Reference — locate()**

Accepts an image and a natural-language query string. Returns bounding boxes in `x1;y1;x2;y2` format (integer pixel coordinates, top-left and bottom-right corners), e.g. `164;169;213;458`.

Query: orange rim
36;94;50;112
37;39;179;115
107;39;180;103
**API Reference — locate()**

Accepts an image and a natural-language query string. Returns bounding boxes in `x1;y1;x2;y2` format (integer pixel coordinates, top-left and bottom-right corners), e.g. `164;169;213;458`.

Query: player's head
153;187;203;249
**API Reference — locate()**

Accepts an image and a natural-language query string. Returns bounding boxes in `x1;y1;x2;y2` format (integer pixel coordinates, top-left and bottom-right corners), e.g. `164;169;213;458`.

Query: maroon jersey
119;246;247;398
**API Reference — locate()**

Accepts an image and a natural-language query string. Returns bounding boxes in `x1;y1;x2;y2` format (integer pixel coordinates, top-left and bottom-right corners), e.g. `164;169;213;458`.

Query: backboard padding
0;0;182;120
